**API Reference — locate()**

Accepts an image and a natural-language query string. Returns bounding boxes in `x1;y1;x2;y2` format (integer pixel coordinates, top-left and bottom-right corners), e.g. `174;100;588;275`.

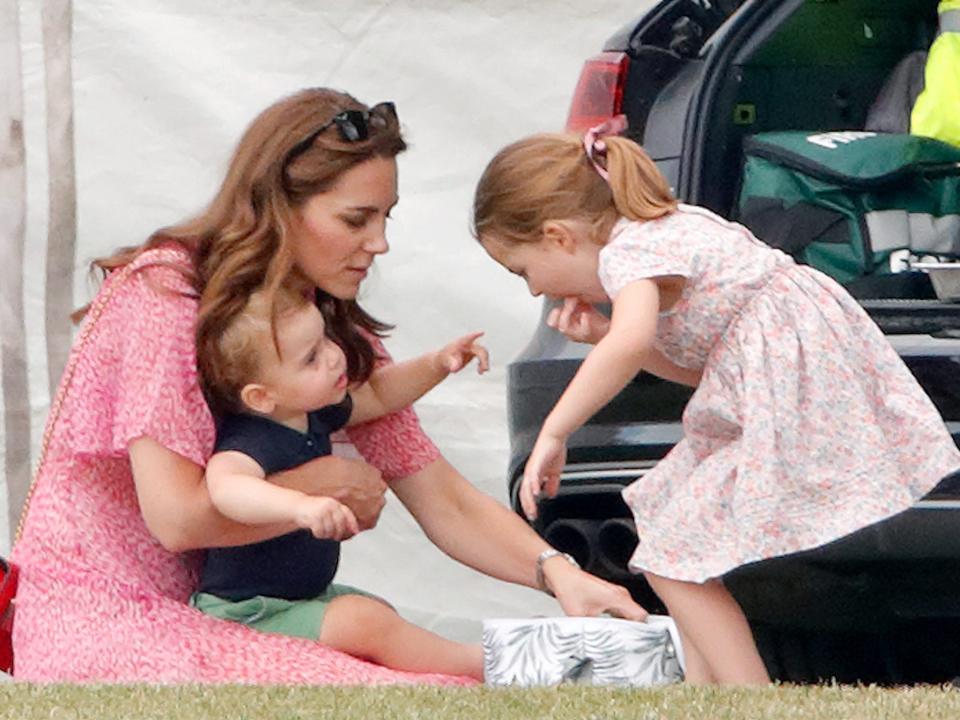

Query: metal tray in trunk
861;298;960;335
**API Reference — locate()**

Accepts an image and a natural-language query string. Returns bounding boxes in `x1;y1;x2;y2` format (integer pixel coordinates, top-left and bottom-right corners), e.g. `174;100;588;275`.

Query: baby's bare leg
319;595;484;680
645;572;769;685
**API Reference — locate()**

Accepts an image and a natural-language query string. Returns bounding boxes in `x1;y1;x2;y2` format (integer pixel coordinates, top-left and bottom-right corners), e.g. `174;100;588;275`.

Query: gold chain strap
13;260;145;545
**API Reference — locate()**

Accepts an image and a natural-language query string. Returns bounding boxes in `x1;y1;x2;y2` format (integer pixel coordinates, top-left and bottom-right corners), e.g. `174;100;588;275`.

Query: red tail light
565;52;630;133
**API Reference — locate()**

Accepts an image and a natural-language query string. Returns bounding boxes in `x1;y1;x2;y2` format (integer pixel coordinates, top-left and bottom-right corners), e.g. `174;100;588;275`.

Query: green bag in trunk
736;130;960;284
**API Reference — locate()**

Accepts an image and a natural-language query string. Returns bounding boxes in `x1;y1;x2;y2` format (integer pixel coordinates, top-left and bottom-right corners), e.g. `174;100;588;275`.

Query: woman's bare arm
391;456;646;619
129;437;385;552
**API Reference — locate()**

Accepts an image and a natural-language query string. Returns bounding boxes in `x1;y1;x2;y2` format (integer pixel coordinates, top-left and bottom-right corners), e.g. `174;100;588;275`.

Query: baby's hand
294;497;360;541
436;331;490;375
547;297;610;345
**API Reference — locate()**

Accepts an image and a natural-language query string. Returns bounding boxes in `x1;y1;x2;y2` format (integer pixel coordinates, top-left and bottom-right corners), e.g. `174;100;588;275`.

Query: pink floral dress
11;246;475;684
599;204;960;583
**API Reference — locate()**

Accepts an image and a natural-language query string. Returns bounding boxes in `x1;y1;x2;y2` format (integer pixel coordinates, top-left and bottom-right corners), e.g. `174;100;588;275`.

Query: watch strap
535;548;580;596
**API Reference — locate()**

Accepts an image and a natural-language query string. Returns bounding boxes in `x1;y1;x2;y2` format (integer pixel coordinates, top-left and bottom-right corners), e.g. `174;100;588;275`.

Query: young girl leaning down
472;117;960;684
191;280;489;679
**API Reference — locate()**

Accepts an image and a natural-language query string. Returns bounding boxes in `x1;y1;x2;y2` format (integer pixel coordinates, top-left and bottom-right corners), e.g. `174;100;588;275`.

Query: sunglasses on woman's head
285;101;398;166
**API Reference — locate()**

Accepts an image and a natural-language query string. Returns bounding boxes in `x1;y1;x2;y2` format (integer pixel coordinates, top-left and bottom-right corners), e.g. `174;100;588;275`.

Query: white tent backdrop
1;0;652;642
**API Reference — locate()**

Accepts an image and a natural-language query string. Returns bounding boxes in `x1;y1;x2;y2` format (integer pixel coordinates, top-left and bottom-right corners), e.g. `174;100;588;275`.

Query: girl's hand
294;497;360;541
436;331;490;375
519;432;567;521
547;297;610;345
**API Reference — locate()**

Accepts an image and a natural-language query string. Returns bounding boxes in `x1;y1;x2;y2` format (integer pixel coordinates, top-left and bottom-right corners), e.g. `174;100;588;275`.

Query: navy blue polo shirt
197;396;353;601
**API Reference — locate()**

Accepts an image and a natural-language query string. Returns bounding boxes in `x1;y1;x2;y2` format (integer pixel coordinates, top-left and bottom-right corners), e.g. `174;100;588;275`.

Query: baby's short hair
204;284;313;415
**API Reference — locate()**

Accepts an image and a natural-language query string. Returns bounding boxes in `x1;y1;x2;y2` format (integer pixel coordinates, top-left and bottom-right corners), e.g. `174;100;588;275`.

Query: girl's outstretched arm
643;349;702;387
520;279;659;519
543;279;660;437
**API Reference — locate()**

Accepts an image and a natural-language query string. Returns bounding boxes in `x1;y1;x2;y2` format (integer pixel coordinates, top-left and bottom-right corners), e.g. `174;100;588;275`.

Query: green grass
1;684;959;720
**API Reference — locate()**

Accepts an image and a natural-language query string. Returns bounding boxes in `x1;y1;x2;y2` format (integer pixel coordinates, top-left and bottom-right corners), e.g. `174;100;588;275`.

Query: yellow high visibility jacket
911;0;960;146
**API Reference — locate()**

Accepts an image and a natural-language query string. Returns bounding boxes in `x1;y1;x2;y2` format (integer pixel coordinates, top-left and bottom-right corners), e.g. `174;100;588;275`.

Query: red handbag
0;556;17;675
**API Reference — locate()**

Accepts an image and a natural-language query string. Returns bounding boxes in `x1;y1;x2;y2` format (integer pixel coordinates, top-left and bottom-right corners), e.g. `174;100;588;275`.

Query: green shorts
190;584;384;640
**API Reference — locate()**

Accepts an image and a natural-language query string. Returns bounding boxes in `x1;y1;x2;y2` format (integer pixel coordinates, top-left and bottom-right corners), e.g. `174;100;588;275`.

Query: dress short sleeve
344;335;441;482
598;216;693;300
66;248;215;467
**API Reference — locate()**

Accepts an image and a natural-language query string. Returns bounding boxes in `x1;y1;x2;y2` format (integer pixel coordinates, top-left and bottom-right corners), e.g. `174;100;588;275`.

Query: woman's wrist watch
535;548;580;596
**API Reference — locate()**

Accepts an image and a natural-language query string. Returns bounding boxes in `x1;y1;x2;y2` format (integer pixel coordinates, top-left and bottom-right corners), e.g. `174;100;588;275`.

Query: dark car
507;0;960;684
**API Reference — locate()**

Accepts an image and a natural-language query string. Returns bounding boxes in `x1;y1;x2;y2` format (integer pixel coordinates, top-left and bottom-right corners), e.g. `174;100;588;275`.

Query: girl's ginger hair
471;132;676;246
77;88;404;411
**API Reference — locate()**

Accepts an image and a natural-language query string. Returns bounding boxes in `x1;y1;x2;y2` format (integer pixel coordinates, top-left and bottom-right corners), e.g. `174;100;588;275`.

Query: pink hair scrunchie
582;114;629;181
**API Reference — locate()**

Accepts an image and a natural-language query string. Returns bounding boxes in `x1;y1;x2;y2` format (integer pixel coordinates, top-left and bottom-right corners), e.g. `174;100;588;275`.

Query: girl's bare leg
675;625;715;684
645;572;769;685
319;594;484;680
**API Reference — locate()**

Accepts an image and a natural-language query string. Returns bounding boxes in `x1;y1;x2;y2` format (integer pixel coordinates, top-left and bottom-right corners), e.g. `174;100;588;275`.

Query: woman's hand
547;297;610;345
272;455;387;531
543;557;648;620
519;432;567;520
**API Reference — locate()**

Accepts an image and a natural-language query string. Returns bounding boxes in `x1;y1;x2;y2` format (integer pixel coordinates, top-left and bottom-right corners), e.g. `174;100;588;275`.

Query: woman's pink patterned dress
11;246;475;684
599;205;960;583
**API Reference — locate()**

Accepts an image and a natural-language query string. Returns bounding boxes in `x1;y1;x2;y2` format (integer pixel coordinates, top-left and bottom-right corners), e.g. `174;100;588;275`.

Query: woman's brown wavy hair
77;87;406;415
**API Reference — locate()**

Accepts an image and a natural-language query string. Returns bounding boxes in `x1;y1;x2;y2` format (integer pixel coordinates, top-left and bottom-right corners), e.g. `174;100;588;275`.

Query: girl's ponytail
603;136;677;221
472;125;676;248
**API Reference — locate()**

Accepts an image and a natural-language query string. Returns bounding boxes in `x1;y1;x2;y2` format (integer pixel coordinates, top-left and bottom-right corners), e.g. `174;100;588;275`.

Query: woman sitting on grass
10;88;644;683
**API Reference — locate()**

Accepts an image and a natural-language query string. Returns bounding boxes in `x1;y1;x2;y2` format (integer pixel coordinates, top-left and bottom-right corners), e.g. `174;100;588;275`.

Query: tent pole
42;0;76;395
0;0;32;549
